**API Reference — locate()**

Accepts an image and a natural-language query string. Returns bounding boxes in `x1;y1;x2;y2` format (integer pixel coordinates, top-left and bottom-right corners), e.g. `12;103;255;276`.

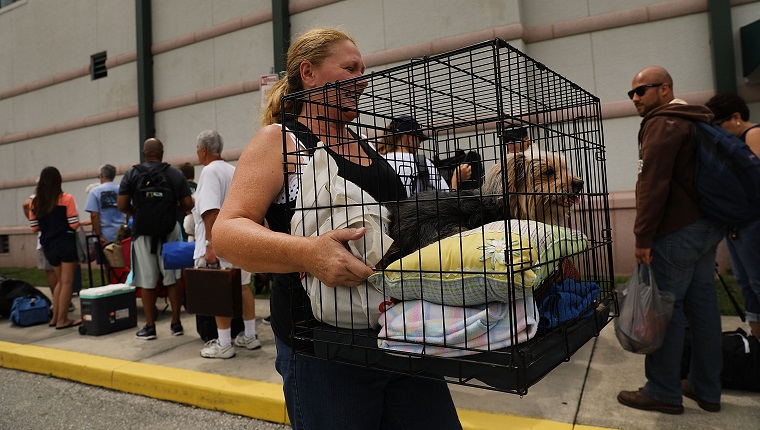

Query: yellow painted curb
0;341;615;430
459;408;573;430
0;341;288;425
112;362;287;424
458;409;616;430
0;341;129;389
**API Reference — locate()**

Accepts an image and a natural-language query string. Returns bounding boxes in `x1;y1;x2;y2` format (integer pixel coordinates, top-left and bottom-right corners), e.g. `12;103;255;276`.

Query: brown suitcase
184;267;243;317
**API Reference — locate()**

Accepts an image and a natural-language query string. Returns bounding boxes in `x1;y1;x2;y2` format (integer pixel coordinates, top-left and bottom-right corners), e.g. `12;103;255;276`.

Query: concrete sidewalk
1;289;758;430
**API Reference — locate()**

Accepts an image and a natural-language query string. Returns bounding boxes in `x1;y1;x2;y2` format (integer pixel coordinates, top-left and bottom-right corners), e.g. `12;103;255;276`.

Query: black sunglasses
627;83;663;100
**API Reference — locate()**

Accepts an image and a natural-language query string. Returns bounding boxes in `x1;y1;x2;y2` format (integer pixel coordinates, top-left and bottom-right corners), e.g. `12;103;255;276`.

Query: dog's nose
572;178;584;193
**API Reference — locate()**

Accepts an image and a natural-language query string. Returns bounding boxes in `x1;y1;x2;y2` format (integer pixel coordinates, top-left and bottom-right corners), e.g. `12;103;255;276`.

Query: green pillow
491;220;588;280
369;228;538;306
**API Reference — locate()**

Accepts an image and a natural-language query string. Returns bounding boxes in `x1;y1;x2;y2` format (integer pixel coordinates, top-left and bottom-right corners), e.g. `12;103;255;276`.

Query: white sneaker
200;339;236;359
233;332;262;350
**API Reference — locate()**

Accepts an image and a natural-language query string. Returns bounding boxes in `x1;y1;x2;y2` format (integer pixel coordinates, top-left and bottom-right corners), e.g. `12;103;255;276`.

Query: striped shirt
28;193;80;247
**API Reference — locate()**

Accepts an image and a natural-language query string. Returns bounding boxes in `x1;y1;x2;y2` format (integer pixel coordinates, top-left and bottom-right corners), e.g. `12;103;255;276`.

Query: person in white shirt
192;129;261;359
377;115;470;197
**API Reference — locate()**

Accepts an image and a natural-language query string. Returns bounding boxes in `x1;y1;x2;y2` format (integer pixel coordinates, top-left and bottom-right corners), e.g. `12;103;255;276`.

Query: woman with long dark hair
28;166;81;329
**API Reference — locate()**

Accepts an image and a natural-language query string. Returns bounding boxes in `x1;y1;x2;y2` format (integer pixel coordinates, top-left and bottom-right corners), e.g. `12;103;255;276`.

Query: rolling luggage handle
715;262;746;322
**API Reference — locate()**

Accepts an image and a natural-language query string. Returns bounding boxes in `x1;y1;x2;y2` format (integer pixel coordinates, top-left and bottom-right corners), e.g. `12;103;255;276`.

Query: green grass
0;266;272;300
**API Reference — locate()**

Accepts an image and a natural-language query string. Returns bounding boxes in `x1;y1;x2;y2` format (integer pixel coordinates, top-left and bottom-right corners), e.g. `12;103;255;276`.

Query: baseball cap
390;115;428;141
501;126;528;143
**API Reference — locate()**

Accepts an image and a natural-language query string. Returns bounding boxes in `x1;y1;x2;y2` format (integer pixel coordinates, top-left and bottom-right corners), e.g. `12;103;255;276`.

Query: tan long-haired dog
381;149;583;266
482;150;584;226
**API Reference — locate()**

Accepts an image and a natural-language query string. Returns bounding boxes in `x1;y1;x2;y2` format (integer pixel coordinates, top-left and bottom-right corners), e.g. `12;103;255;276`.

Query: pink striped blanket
378;297;538;357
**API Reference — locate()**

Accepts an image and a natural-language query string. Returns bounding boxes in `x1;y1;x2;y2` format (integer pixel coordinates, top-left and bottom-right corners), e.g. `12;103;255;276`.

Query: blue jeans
726;220;760;323
643;218;724;404
274;335;461;430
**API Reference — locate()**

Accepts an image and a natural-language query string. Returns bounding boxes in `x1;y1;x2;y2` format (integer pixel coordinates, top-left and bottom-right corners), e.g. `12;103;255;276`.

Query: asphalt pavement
1;287;758;430
0;367;289;430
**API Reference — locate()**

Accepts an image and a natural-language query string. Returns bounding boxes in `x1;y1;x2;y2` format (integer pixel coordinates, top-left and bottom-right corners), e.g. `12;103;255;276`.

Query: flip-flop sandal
56;320;82;330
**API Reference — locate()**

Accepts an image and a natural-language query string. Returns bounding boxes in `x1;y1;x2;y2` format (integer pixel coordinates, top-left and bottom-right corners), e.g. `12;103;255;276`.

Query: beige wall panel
11;1;97;85
0;7;13;90
17;127;102;181
525;34;596;98
211;0;268;25
520;0;589;27
749;102;760;123
213;25;274;86
154;103;221;159
599;117;641;193
11;75;99;133
0;143;17;183
0;98;10;136
153;41;215;101
588;0;665;15
151;0;215;44
1;188;28;228
288;0;385;55
151;0;264;44
380;0;518;50
93;118;143;167
590;13;712;104
97;63;139;113
214;93;261;151
95;0;136;54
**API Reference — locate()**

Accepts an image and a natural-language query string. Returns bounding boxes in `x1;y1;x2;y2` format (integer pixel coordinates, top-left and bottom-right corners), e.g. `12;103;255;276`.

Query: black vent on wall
741;19;760;84
91;51;107;80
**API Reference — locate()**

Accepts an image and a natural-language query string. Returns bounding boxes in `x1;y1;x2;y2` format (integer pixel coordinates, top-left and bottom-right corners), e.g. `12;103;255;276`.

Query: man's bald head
630;66;675;117
632;66;673;90
143;138;164;161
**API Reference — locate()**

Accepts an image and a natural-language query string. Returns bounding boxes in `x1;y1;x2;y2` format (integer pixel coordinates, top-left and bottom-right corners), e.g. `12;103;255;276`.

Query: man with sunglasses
618;66;724;415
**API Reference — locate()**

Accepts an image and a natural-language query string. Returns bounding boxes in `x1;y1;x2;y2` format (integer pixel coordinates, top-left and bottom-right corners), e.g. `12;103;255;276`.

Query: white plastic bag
614;265;675;354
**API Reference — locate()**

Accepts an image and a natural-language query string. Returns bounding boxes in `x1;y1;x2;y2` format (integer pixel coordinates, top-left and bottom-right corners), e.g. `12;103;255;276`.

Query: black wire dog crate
283;39;614;394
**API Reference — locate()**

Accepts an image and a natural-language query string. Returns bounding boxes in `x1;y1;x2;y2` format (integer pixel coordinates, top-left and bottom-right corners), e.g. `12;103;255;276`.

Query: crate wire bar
283;39;614;395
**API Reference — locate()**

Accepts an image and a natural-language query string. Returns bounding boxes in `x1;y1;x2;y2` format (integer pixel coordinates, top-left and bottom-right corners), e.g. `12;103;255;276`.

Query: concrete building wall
1;0;759;274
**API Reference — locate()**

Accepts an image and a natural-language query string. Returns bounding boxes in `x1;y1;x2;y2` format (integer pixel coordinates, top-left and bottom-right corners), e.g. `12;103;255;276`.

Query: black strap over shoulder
282;119;320;153
414;153;430;190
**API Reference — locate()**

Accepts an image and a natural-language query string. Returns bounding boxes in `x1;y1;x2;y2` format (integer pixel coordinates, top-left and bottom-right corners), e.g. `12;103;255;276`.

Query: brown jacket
634;101;714;248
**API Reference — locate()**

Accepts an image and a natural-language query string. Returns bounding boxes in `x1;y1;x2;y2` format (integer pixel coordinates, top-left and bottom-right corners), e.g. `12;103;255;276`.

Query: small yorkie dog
381;149;583;266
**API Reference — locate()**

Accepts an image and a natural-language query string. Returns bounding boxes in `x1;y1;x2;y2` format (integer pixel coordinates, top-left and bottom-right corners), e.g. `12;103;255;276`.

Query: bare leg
166;283;183;325
141;288;158;326
55;261;79;328
45;269;58;292
215;316;232;330
50;265;63;325
242;285;256;321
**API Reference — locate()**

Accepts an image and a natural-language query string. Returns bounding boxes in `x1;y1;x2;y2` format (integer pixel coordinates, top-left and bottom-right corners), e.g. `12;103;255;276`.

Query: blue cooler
79;284;137;336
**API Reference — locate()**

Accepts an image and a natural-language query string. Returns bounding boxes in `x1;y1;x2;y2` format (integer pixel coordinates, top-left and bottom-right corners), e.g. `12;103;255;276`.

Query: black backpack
687;121;760;225
682;327;760;392
131;163;178;246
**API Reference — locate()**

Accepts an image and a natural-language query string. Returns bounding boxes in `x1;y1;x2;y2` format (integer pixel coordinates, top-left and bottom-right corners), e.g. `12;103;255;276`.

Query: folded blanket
538;279;600;329
378;298;538;357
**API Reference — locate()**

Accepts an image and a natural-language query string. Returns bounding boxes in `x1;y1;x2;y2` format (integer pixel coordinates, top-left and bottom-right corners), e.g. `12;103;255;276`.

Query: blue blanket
538;279;600;329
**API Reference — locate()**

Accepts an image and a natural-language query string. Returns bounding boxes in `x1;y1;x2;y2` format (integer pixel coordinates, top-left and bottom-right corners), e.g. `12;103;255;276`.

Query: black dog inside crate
285;38;614;395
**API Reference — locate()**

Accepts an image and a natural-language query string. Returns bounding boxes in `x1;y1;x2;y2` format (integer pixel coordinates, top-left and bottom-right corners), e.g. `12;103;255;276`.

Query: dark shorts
43;234;79;266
